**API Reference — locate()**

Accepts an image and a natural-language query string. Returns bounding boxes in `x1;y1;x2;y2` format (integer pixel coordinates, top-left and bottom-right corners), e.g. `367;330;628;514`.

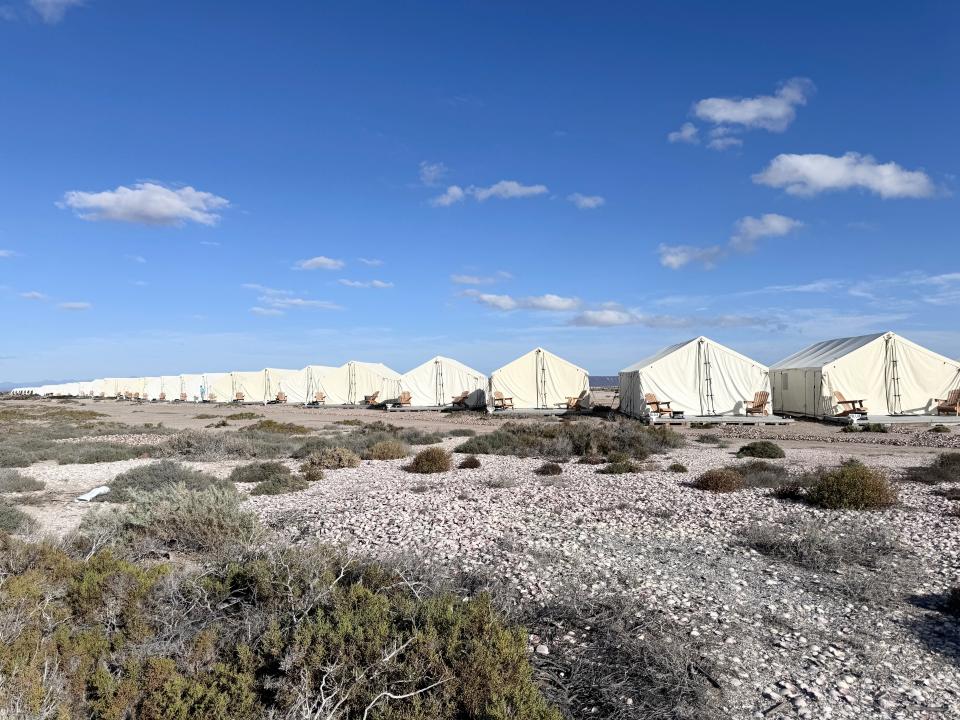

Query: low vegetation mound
449;428;477;437
840;422;888;434
0;469;44;493
242;419;311;435
3;488;559;720
226;411;262;420
0;501;35;534
404;447;452;474
250;473;310;496
305;446;361;469
930;424;952;434
747;518;899;572
229;461;292;485
667;462;688;473
163;429;297;460
106;460;232;503
534;462;562;476
456;420;682;459
363;439;409;460
804;460;897;510
691;468;743;492
458;455;481;469
904;452;960;485
735;440;785;459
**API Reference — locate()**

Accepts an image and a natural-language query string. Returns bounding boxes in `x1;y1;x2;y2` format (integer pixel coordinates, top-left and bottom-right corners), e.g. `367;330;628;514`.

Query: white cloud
200;240;221;247
524;294;580;311
241;283;292;296
753;152;936;198
570;307;781;329
419;161;447;186
358;257;383;266
667;122;699;144
570;309;636;326
694;77;814;132
469;180;548;201
451;274;494;285
60;182;229;226
707;136;743;151
250;307;284;317
729;213;804;252
58;301;91;311
338;279;393;288
293;256;344;270
657;243;724;270
464;290;578;312
0;249;14;258
429;185;466;207
20;291;47;300
30;0;83;24
262;297;341;310
567;193;605;209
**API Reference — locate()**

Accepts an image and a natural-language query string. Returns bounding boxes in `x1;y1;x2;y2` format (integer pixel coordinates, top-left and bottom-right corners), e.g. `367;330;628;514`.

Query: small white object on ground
76;486;110;502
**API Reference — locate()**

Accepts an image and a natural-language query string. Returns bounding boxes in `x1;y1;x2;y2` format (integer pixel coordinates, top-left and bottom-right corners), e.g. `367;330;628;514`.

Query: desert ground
2;395;959;719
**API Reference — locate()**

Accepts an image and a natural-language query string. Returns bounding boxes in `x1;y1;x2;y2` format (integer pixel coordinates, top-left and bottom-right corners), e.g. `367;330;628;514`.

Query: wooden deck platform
825;414;960;427
646;414;794;426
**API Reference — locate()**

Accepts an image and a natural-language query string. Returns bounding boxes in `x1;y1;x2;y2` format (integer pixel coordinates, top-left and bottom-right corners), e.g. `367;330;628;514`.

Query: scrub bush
404;447;452;474
105;461;231;503
805;460;897;510
0;469;44;493
364;439;409;460
735;441;785;459
229;461;291;485
691;468;744;493
458;455;482;469
534;462;563;476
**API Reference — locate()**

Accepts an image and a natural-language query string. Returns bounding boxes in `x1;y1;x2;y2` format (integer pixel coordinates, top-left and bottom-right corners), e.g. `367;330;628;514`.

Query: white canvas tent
619;336;770;418
489;347;590;409
180;374;206;402
771;331;960;418
306;362;402;405
265;368;311;404
143;377;164;401
232;370;268;404
303;365;339;404
99;378;120;398
400;356;487;407
160;375;182;401
205;373;234;403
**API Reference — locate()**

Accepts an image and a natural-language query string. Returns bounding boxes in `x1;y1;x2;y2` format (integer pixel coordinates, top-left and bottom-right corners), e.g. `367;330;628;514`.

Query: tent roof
770;332;887;370
492;347;588;376
345;361;402;379
621;336;766;373
404;355;486;377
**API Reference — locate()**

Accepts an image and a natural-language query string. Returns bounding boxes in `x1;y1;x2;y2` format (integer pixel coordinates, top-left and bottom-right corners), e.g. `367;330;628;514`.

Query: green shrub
930;424;952;434
736;440;785;459
226;411;262;420
304;446;361;469
363;439;409;460
250;474;309;496
163;429;297;460
691;468;743;493
242;419;311;435
689;422;718;429
806;460;897;510
535;462;562;476
106;461;232;503
577;455;606;465
597;460;641;474
449;428;477;437
193;413;220;419
229;461;292;485
0;501;35;534
0;469;44;493
458;455;481;469
0;446;30;467
905;452;960;484
299;459;324;483
746;518;899;571
840;422;888;434
60;442;155;465
206;419;229;428
694;433;724;445
735;459;789;488
667;462;688;473
404;447;452;474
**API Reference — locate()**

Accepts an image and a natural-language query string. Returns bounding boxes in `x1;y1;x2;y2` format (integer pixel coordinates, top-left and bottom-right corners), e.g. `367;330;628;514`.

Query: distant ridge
589;375;619;388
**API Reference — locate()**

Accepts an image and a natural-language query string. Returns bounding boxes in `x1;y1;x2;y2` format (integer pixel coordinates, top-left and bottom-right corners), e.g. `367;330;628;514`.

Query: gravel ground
245;444;960;720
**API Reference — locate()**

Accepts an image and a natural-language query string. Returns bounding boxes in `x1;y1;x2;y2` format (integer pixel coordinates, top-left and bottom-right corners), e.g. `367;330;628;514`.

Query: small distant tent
489;347;590;409
619;336;770;418
204;373;234;403
307;362;402;405
160;375;182;401
400;356;487;407
180;374;206;402
771;331;960;418
232;370;268;404
265;368;310;404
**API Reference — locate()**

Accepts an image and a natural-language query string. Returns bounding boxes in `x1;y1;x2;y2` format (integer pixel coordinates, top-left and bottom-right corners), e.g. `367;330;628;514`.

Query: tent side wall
205;373;234;402
265;368;310;404
143;377;164;401
160;376;182;401
232;371;268;404
180;374;206;402
490;348;590;409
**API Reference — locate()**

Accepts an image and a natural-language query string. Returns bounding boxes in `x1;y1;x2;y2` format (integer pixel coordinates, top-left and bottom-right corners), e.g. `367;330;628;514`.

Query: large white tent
400;356;487;407
205;372;234;403
303;365;339;404
180;374;206;402
160;375;182;401
489;347;590;409
100;378;122;398
265;368;311;404
771;331;960;418
232;370;268;404
143;377;164;401
306;362;402;405
619;336;770;418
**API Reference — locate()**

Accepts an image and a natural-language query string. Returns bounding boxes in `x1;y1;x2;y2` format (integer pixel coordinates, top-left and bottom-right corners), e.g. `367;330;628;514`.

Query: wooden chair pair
363;391;379;405
313;391;326;405
275;392;288;403
394;391;412;407
450;390;470;408
493;391;514;410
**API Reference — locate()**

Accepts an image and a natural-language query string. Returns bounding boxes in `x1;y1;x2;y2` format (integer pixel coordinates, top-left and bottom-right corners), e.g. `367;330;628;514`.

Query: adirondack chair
235;392;245;402
179;392;187;402
450;391;470;408
833;391;867;416
363;391;379;405
644;392;672;417
208;393;219;402
396;391;412;406
935;389;960;416
557;390;588;411
313;391;326;405
158;393;167;401
275;392;288;403
493;391;514;410
744;391;770;416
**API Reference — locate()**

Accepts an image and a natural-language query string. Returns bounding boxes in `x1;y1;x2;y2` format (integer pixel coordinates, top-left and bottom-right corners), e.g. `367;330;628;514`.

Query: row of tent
9;348;591;411
10;332;960;418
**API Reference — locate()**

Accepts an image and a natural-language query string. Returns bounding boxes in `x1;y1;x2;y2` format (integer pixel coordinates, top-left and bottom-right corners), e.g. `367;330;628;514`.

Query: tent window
782;374;789;391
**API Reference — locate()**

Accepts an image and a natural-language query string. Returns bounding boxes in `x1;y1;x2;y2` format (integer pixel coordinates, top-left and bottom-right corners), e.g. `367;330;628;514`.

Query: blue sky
1;1;958;383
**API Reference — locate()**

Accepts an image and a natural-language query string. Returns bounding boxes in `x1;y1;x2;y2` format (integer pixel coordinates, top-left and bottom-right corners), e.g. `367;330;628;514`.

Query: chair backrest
315;391;326;402
235;392;244;401
494;391;504;400
753;390;769;407
644;393;658;404
945;389;960;403
833;391;847;402
399;391;411;402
